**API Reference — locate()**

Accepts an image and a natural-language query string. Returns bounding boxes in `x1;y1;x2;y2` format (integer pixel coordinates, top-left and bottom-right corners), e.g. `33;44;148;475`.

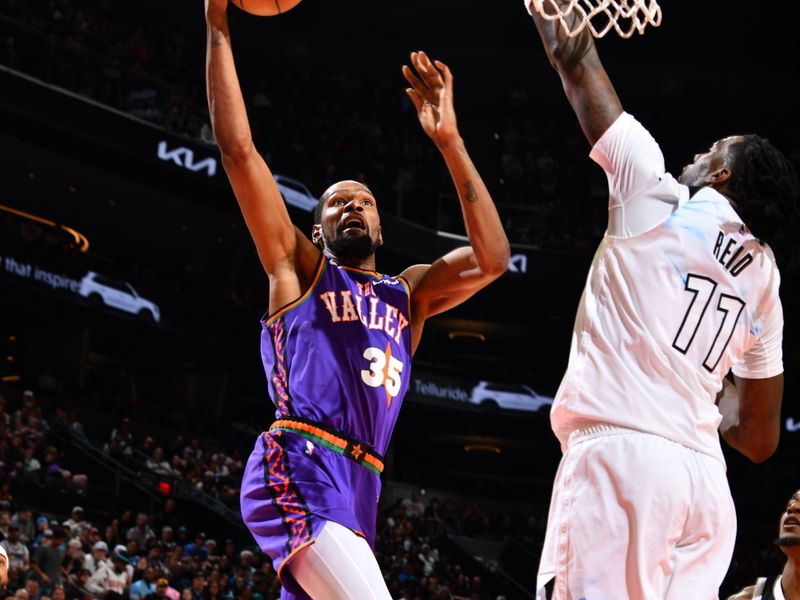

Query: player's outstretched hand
402;51;458;148
205;0;228;24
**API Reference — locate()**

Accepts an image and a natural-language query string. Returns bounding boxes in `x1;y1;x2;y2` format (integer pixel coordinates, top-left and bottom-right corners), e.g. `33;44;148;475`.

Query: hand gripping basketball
229;0;303;16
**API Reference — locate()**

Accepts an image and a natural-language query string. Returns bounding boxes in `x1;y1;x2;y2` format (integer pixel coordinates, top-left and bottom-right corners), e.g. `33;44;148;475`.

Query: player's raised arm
204;0;318;310
525;0;622;145
400;51;510;333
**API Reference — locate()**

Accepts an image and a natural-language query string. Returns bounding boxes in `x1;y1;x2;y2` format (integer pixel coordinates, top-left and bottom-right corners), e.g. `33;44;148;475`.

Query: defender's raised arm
526;0;622;145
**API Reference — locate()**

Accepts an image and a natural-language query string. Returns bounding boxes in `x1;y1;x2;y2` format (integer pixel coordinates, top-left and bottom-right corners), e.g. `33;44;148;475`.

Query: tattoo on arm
209;26;227;48
463;180;478;203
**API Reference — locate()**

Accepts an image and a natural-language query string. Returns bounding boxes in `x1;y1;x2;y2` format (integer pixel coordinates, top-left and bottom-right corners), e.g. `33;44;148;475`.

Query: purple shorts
240;430;382;599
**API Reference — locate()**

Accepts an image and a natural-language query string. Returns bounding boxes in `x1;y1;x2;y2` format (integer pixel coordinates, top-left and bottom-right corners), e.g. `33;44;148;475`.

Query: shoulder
398;264;430;294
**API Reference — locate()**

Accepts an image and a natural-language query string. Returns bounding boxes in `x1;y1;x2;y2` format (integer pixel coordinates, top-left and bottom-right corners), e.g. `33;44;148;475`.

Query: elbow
208;122;253;164
218;139;255;166
746;436;779;464
482;243;511;278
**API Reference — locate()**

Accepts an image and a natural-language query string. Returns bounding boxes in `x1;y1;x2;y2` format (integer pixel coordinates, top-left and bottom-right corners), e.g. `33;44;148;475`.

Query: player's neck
783;556;800;598
331;253;377;272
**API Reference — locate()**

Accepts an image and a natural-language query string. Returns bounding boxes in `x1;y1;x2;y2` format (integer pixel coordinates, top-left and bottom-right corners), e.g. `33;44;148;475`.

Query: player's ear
376;226;384;247
706;167;731;187
705;167;731;191
311;224;323;246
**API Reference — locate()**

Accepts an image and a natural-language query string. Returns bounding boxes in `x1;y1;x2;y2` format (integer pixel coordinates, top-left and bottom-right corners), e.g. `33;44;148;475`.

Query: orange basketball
230;0;303;16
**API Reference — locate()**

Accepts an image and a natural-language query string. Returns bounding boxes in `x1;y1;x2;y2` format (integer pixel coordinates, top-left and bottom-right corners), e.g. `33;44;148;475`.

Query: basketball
229;0;303;17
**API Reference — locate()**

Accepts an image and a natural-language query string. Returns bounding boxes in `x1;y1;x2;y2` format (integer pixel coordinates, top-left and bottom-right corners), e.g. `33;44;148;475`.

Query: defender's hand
402;51;459;148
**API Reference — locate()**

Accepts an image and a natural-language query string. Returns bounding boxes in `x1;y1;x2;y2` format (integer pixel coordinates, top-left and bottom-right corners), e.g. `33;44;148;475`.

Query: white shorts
537;425;736;600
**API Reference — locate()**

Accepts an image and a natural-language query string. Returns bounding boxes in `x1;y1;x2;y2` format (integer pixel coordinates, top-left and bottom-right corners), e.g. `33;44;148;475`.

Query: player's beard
326;230;378;261
778;534;800;547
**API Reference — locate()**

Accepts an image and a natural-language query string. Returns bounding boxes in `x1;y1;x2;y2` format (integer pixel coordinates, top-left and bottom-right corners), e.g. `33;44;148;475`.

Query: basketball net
530;0;662;39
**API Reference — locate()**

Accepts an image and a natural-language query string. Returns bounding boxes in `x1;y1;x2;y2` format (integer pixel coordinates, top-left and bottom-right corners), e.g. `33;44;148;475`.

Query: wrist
206;11;228;29
435;133;463;153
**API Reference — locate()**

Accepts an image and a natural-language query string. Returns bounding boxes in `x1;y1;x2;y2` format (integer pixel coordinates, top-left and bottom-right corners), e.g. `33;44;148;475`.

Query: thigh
544;433;695;600
665;455;736;600
286;520;392;600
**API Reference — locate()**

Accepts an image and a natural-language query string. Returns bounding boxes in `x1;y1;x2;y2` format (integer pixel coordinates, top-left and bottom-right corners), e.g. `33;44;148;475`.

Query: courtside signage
1;252;161;324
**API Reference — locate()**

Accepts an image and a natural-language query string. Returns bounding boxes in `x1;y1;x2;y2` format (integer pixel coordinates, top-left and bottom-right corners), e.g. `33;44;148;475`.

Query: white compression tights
287;520;392;600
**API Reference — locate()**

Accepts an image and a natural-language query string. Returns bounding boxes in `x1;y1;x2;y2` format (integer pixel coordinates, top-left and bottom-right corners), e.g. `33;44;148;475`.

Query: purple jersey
240;252;413;599
261;252;412;452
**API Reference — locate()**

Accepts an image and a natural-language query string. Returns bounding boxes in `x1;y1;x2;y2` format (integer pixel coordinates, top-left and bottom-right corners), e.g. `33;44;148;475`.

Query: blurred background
0;1;798;598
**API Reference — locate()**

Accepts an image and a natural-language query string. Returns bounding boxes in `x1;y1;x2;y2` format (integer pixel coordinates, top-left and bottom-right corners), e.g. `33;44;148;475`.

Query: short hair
313;194;326;225
726;135;800;266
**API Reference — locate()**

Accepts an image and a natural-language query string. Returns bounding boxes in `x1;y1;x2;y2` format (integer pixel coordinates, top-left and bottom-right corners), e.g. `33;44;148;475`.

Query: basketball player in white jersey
727;489;800;600
523;0;799;598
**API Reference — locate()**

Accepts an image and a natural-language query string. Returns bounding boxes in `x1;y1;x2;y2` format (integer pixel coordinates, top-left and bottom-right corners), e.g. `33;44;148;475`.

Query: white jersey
552;112;784;462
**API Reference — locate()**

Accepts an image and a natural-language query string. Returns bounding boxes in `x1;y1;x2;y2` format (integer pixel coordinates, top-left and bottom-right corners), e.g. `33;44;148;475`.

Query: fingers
414;51;445;93
433;59;453;92
402;63;437;106
405;88;424;114
402;51;446;104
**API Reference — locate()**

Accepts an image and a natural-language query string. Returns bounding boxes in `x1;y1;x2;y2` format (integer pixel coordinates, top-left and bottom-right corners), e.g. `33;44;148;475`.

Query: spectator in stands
144;578;170;600
103;429;133;463
80;527;100;553
42;447;72;489
31;517;48;548
182;533;207;562
62;539;86;579
87;547;130;598
144;544;166;574
126;514;154;547
128;567;156;600
0;482;13;512
112;545;135;582
62;507;89;539
237;551;255;582
0;511;11;539
65;567;92;600
175;527;189;547
24;578;40;600
155;500;179;532
30;528;65;593
401;489;426;519
157;527;175;553
2;523;28;569
145;449;173;477
83;541;109;574
189;573;206;600
22;448;41;476
10;510;34;545
50;585;66;600
202;539;217;561
205;579;222;600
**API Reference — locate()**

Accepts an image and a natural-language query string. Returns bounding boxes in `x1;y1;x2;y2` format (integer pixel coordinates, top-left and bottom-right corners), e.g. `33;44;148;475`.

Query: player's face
678;136;743;187
314;181;383;260
0;553;7;594
778;490;800;550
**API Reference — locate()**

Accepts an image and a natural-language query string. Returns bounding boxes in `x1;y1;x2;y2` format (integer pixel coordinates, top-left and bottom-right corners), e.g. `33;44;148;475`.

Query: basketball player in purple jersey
204;1;510;598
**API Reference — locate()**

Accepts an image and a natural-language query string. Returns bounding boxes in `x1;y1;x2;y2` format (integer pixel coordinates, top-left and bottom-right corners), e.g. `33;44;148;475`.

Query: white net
530;0;662;39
